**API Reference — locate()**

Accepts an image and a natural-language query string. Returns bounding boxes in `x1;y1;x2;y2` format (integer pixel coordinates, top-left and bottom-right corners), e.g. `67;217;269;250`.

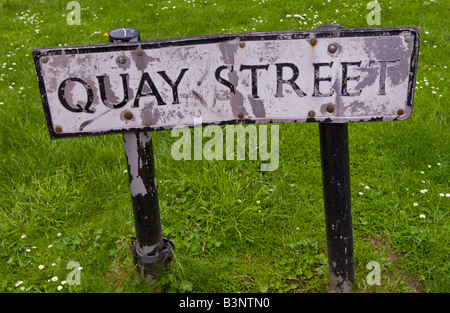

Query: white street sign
33;27;420;139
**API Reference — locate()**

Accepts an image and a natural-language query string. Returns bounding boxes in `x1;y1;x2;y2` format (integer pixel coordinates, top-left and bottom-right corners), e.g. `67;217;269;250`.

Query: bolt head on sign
109;28;141;42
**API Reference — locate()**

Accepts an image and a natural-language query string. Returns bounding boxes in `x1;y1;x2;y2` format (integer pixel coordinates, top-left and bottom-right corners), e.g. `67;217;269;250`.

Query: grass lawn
0;0;448;293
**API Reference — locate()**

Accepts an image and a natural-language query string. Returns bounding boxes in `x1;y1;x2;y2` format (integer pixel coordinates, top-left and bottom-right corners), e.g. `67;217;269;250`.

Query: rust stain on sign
32;27;420;139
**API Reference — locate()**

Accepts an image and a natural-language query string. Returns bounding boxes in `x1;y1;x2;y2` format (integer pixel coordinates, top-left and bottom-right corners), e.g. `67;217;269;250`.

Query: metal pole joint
130;238;175;266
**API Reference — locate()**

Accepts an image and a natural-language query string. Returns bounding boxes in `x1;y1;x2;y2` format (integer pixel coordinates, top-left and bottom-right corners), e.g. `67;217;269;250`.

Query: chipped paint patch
123;132;148;197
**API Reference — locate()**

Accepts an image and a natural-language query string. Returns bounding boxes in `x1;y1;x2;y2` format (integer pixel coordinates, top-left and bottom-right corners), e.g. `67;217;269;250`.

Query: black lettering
157;68;188;104
58;77;94;113
215;65;235;100
134;72;165;107
96;74;129;108
275;63;306;98
369;60;400;95
312;62;334;97
239;64;269;98
341;61;362;96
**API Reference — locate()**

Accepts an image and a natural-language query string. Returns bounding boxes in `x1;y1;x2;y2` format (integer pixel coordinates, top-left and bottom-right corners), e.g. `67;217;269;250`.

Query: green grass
0;0;448;293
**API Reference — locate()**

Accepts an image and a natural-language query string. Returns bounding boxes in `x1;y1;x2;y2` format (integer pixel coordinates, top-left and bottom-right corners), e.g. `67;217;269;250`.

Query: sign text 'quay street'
33;27;420;139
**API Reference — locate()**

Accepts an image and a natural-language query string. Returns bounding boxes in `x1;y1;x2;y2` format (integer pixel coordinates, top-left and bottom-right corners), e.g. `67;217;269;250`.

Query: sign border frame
32;27;420;139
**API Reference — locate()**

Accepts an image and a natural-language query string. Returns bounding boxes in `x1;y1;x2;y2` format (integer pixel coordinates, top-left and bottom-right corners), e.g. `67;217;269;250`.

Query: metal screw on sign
326;104;335;114
117;56;127;65
314;24;355;293
109;28;174;283
328;43;338;54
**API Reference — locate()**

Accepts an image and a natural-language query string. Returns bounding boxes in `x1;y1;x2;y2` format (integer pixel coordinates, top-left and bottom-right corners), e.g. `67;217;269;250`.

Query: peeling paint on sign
32;27;420;139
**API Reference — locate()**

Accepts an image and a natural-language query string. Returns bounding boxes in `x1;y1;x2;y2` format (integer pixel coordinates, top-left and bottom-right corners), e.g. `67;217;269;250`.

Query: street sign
33;27;419;139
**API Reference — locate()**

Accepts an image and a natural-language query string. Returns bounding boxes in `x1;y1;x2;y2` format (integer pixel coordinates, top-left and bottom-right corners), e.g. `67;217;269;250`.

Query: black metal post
319;123;355;293
313;24;355;293
109;28;173;283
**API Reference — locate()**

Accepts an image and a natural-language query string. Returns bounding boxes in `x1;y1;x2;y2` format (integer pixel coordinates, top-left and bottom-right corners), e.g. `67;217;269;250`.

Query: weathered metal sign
33;27;419;139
